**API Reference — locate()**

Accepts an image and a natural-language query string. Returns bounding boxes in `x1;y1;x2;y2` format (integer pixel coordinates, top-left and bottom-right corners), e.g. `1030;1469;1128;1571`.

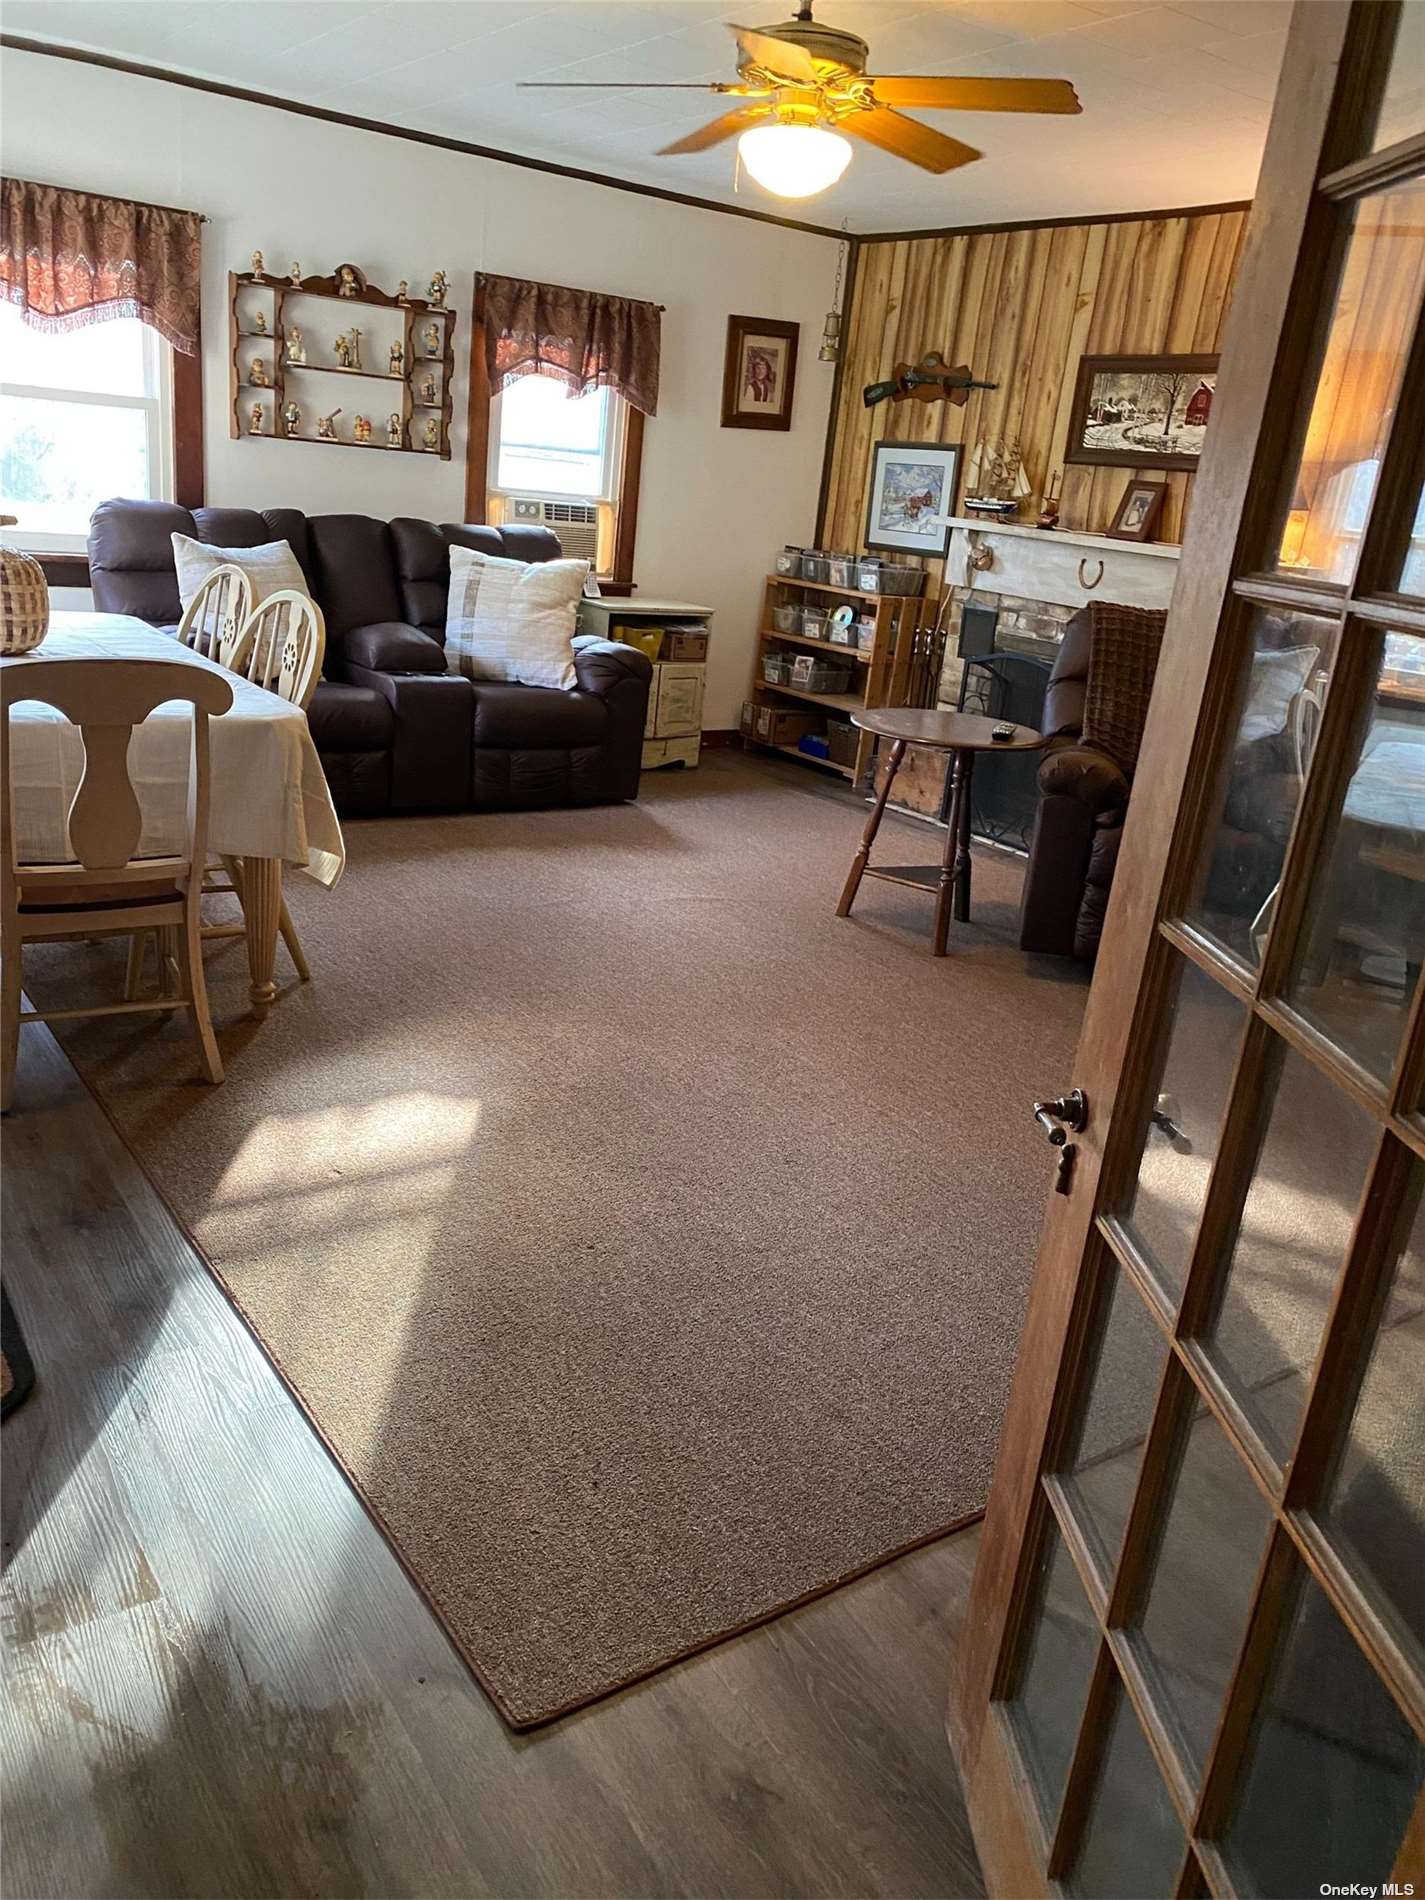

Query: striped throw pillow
445;546;588;691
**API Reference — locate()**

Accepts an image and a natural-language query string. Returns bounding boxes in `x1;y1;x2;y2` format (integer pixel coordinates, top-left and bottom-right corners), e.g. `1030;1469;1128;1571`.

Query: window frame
0;314;177;554
487;376;627;508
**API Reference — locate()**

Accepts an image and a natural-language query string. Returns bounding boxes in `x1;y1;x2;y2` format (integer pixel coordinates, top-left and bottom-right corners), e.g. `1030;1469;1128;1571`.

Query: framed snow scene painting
1066;353;1219;472
864;440;963;560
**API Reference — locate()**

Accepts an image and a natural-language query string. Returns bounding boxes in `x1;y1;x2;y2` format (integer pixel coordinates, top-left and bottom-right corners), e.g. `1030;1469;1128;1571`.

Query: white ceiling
2;0;1292;233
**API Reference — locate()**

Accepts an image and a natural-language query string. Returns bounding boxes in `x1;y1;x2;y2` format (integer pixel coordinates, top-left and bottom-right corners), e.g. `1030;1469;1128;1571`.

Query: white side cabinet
576;596;714;770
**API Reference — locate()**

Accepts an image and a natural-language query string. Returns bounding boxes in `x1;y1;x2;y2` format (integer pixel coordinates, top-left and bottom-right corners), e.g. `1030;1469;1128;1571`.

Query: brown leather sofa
1019;605;1165;961
87;499;652;818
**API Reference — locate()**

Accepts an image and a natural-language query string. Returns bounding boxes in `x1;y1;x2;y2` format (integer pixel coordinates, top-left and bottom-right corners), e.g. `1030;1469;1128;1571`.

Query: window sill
24;551;92;587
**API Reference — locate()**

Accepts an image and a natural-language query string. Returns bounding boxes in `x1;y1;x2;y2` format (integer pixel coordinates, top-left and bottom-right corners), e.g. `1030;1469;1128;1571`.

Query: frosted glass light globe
737;124;852;199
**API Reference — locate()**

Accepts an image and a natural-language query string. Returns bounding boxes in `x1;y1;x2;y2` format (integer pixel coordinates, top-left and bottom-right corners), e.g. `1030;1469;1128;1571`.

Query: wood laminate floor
0;1019;986;1900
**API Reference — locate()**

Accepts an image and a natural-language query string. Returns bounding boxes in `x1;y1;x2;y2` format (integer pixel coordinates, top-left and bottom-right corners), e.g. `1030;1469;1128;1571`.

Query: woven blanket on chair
1080;602;1168;778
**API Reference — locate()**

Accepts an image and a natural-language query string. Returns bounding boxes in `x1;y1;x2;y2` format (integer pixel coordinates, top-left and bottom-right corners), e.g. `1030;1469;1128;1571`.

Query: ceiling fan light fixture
736;122;852;198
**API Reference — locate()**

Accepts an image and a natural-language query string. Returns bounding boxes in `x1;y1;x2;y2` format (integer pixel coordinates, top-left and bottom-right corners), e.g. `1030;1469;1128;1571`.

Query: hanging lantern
819;226;850;363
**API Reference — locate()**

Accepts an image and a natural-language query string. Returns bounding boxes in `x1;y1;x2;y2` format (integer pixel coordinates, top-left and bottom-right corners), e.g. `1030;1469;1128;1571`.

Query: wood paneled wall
820;206;1250;590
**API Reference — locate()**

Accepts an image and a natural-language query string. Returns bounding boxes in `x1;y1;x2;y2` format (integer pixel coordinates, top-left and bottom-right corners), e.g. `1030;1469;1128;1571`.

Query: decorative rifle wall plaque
862;353;997;410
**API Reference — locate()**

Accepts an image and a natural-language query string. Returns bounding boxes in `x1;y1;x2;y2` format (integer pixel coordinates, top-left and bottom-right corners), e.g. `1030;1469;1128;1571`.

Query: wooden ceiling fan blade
845;107;981;173
866;76;1081;114
729;22;818;84
658;104;776;155
519;81;766;92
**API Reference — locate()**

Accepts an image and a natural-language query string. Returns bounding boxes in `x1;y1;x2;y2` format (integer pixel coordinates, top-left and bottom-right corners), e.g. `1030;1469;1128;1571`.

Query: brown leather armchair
1019;604;1166;961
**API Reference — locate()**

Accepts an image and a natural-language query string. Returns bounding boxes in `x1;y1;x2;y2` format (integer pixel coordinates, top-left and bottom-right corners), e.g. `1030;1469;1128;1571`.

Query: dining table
2;611;345;1008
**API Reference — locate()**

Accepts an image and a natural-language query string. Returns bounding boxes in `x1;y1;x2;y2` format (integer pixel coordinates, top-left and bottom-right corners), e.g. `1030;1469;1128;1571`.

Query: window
0;306;174;551
490;375;624;502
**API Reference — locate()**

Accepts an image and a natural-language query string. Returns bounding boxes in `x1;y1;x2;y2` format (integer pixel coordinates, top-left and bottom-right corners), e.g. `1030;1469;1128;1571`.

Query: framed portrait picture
863;440;962;560
1065;353;1219;472
721;315;799;431
1107;478;1168;542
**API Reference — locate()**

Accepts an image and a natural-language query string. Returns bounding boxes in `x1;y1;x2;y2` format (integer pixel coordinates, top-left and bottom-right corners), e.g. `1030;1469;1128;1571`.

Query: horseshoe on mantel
1078;557;1105;590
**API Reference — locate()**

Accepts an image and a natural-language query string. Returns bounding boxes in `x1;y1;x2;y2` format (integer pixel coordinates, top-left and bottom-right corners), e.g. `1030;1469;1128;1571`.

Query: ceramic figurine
348;326;362;371
253;310;268;335
337;264;359;298
396;280;410;303
286;325;306;365
354;414;372;443
250;355;269;387
419;373;436;405
248;402;264;435
422;320;441;358
289;261;303;286
317;408;342;441
388;341;404;376
427;270;449;309
423;416;440;452
334;332;352;368
251;250;265;277
282;400;301;438
386;412;403;449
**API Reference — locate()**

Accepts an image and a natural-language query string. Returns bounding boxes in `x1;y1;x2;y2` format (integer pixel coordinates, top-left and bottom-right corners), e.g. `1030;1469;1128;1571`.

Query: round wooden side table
836;708;1045;956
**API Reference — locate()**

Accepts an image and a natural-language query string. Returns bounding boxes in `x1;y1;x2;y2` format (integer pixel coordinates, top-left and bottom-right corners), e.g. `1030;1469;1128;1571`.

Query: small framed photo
1066;353;1218;472
1108;478;1168;542
863;439;963;560
721;315;799;431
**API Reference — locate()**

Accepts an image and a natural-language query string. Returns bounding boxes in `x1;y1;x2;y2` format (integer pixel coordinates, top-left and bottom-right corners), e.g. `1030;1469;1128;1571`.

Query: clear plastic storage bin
790;654;852;694
826;554;857;589
801;607;829;640
856;558;923;596
772;603;801;632
800;552;830;583
774;546;803;577
761;653;793;685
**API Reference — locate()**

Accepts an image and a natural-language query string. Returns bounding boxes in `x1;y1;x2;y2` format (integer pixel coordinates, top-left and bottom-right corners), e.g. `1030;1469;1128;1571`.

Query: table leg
241;856;282;1010
934;748;964;957
837;738;906;919
954;749;975;923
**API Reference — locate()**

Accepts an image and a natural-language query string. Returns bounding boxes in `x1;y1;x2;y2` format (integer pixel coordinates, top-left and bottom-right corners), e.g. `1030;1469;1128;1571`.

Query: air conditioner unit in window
507;496;600;565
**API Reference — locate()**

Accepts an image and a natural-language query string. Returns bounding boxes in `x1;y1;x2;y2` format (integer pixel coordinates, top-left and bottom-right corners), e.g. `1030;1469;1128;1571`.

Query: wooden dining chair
177;564;253;659
128;589;326;999
220;590;326;710
2;657;235;1112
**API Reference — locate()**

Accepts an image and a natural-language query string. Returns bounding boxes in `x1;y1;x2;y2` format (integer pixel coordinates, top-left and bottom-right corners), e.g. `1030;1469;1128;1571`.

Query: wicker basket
0;547;50;656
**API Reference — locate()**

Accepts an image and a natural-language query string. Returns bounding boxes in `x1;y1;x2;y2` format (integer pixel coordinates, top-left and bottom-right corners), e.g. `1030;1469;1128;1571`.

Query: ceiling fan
519;4;1081;199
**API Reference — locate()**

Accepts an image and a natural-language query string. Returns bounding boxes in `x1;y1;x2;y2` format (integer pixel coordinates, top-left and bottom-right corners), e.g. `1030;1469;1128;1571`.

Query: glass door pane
1225;1561;1425;1897
1321;1169;1425;1659
1132;1401;1273;1780
1007;1515;1101;1832
1198;1044;1379;1463
1286;627;1425;1083
1066;1681;1185;1899
1185;606;1341;968
1120;958;1247;1299
1275;177;1425;584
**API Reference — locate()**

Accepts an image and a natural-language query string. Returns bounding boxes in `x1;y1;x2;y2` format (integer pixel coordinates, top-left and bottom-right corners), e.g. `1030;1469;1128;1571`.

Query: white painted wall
2;48;840;728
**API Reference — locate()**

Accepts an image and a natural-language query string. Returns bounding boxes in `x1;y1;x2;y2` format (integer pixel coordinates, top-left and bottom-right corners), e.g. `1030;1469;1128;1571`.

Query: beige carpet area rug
28;753;1087;1727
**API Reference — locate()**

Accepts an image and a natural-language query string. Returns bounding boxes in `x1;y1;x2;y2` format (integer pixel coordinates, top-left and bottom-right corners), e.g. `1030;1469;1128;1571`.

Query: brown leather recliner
87;499;652;820
1019;604;1166;961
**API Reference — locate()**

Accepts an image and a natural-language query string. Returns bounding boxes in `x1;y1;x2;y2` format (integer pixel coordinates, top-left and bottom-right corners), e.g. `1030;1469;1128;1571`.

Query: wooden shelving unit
747;574;926;784
228;262;456;458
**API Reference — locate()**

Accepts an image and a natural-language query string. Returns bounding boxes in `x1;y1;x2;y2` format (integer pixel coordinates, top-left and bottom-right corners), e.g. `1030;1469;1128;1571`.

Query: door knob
1033;1088;1088;1144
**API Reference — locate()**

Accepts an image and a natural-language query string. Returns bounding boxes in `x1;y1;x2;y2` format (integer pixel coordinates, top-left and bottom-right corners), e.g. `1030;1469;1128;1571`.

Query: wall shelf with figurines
228;254;456;457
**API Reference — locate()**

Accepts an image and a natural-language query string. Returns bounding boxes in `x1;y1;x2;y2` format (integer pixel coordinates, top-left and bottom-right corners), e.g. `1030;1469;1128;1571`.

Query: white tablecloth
2;613;345;887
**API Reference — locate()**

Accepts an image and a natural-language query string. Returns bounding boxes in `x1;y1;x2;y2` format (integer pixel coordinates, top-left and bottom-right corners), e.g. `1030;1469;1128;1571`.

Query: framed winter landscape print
1065;352;1219;472
721;315;799;430
863;440;962;559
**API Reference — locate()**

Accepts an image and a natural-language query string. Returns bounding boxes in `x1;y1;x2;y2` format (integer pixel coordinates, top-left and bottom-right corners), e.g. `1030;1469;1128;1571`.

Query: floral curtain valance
477;272;662;417
0;177;203;356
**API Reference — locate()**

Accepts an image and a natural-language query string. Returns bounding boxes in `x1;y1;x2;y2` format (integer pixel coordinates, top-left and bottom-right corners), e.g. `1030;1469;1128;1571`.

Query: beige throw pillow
445;546;589;691
172;533;307;610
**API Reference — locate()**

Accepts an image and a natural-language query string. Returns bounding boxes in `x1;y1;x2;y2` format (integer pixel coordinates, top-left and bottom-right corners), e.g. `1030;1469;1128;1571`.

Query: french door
951;4;1425;1894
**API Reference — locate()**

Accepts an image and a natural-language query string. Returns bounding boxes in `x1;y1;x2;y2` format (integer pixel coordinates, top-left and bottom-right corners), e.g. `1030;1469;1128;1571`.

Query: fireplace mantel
942;513;1181;613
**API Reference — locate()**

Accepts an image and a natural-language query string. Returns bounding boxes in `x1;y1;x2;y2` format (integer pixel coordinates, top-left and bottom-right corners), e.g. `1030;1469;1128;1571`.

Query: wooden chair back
1;658;234;904
176;564;253;659
221;591;326;710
